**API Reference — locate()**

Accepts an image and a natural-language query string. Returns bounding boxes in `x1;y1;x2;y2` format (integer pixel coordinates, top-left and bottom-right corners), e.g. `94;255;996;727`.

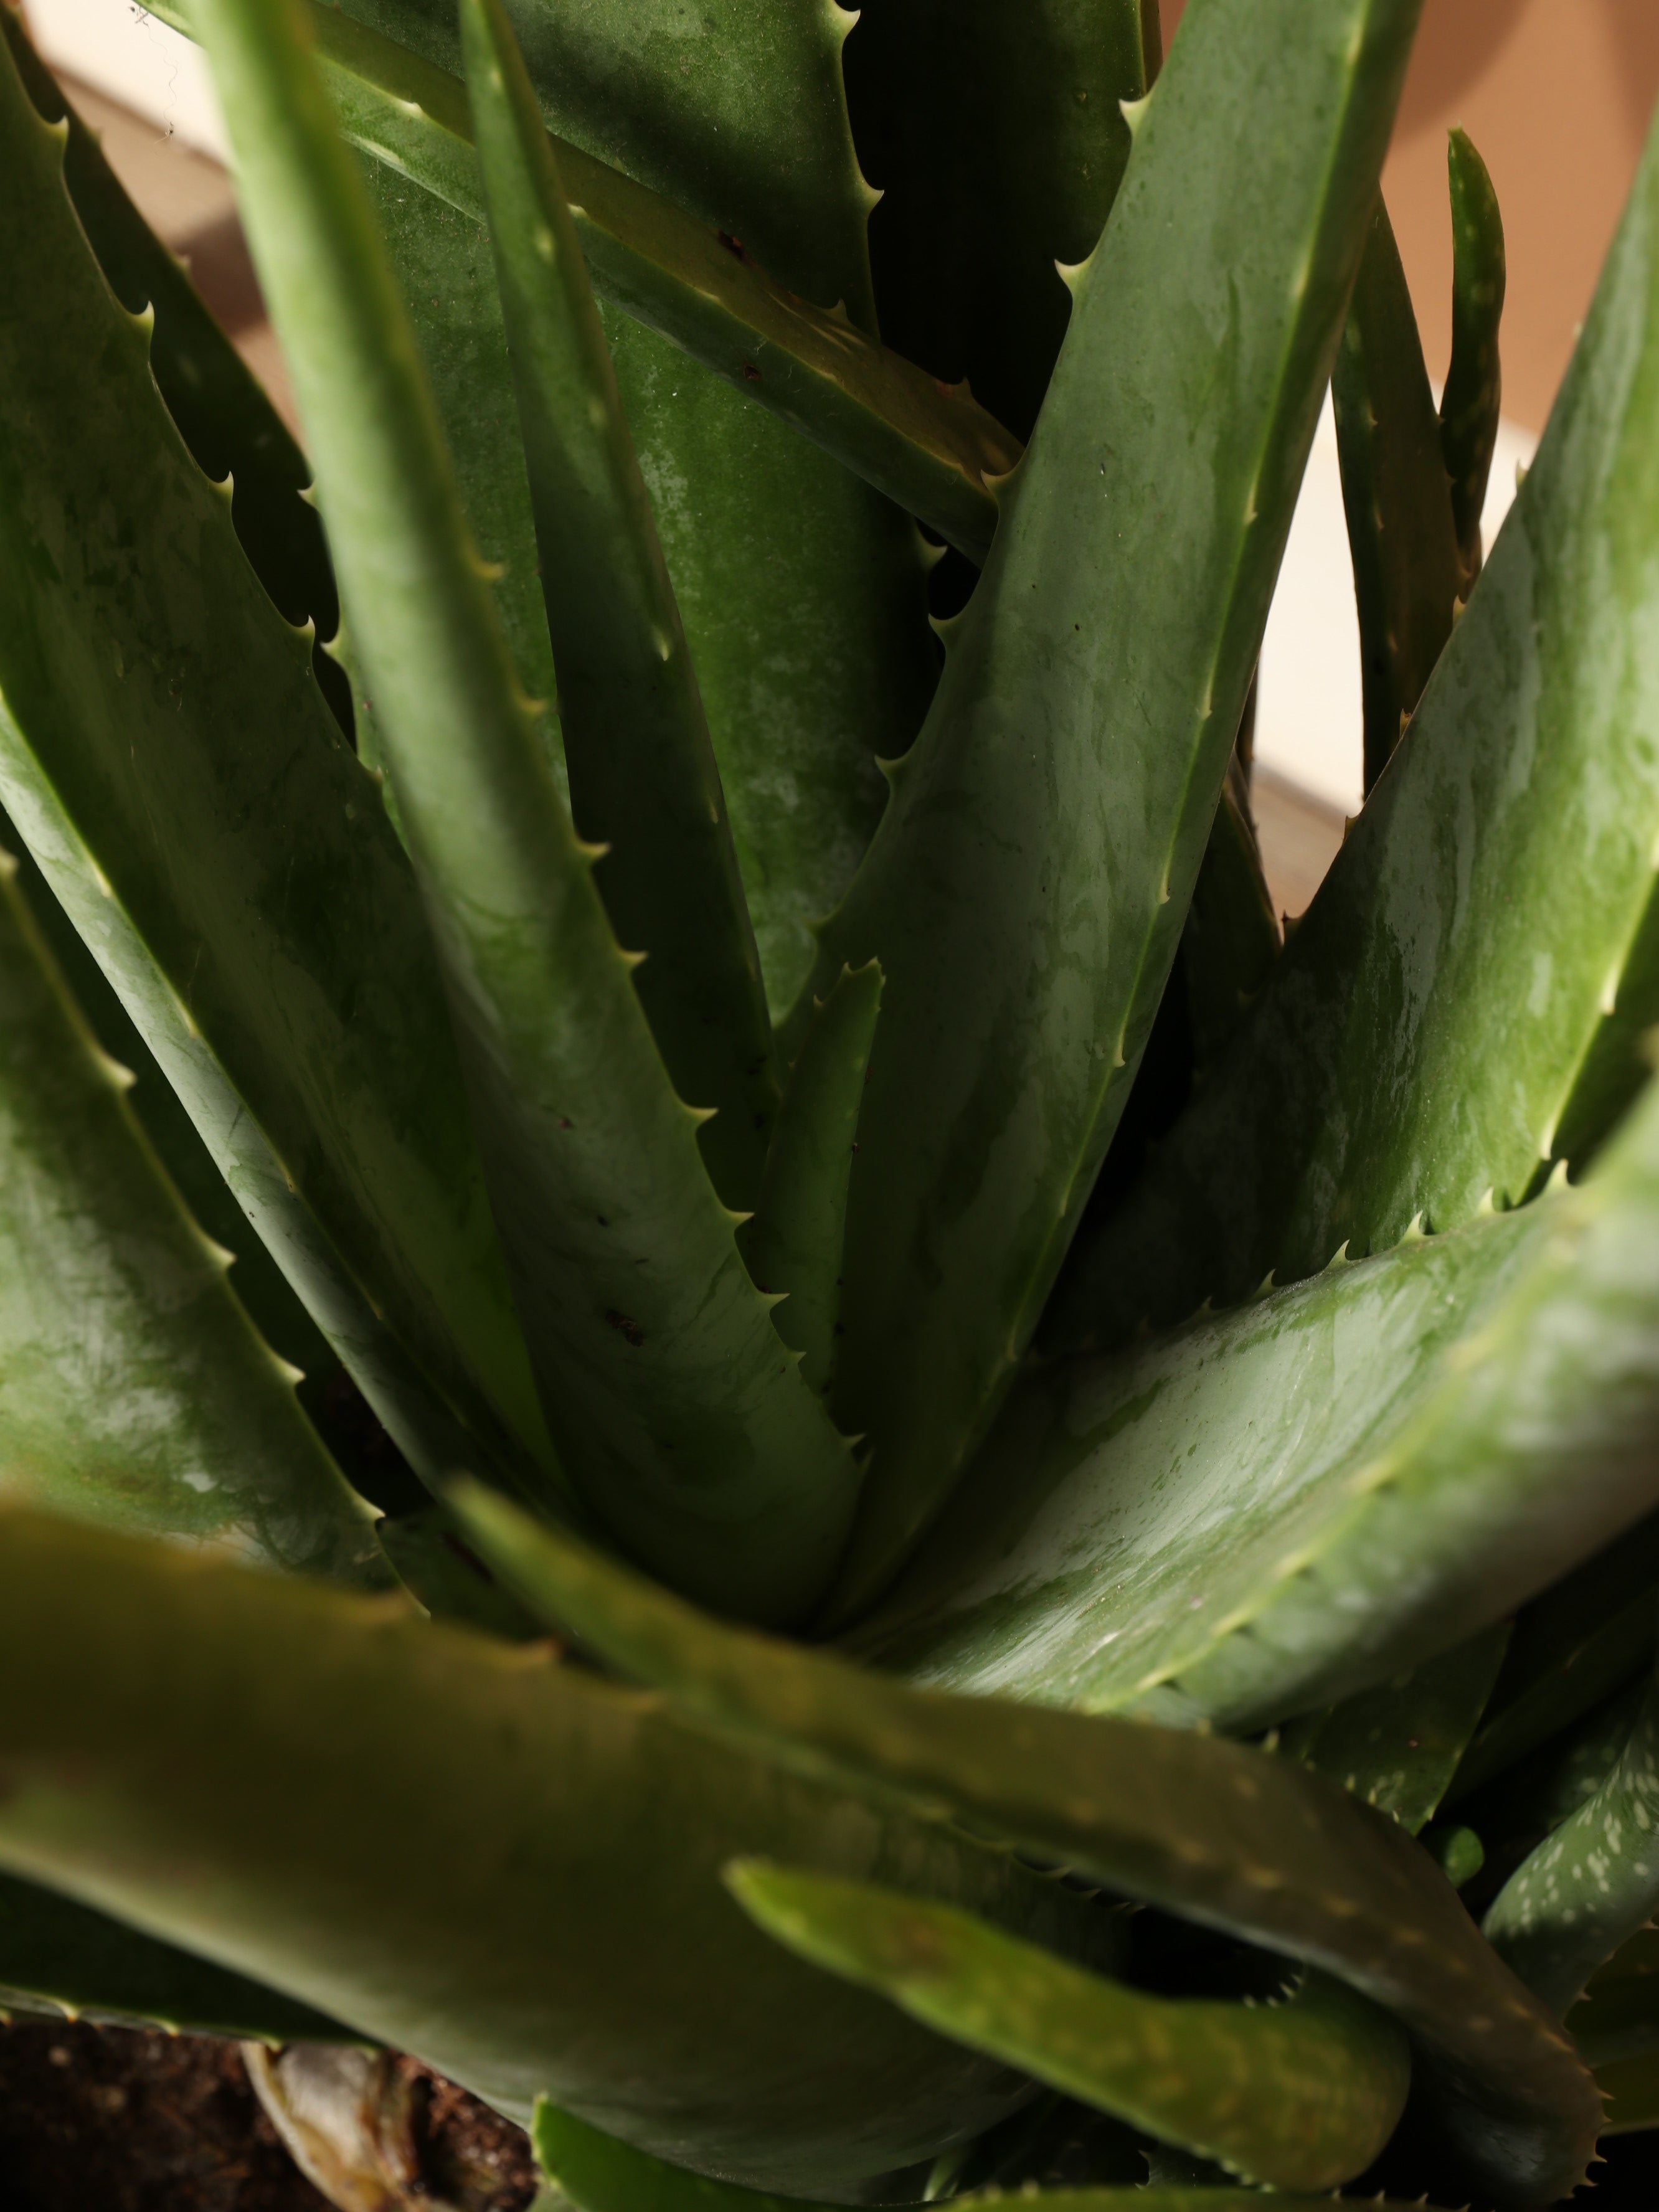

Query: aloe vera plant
4;0;1659;2199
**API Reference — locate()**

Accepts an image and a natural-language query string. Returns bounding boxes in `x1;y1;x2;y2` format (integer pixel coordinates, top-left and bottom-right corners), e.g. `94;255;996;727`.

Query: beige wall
1161;0;1659;432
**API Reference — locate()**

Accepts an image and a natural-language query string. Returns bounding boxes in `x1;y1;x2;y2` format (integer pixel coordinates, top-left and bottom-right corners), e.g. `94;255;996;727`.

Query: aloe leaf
1484;1658;1659;2014
1440;128;1507;585
0;1871;354;2042
796;0;1425;1622
171;0;1019;561
1050;100;1659;1351
0;1509;1125;2195
860;1066;1659;1736
1595;2049;1659;2133
847;0;1154;440
0;853;383;1581
1567;1934;1659;2067
1332;196;1463;793
1182;765;1280;1075
1284;1621;1511;1834
534;2100;1442;2212
172;0;952;1009
745;963;884;1397
0;29;556;1505
1447;1510;1659;1803
450;1486;1599;2208
462;0;778;1213
194;0;871;1625
729;1866;1410;2191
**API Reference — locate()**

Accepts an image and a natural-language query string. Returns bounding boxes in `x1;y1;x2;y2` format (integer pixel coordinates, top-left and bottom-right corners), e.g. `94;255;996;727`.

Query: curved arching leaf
0;1508;1120;2197
532;2099;1448;2212
800;0;1427;1624
1051;100;1659;1352
0;24;556;1505
1440;127;1506;585
855;1064;1659;1734
192;0;865;1625
451;1483;1600;2210
729;1866;1411;2191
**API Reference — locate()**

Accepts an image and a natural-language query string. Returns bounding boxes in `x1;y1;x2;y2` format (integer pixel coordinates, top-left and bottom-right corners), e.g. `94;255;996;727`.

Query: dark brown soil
0;2021;539;2211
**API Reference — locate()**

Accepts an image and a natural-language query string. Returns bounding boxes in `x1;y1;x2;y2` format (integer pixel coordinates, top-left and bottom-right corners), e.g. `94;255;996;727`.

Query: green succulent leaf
1283;1621;1511;1834
1566;1929;1659;2067
0;23;555;1505
847;0;1154;440
0;1871;355;2043
191;0;866;1625
0;1508;1122;2196
1447;1510;1659;1804
1332;196;1463;794
1441;128;1508;585
1181;759;1281;1077
1485;1652;1659;2013
0;851;382;1581
727;1865;1411;2191
745;962;884;1398
856;1066;1659;1733
800;0;1426;1622
450;1482;1599;2209
1051;97;1659;1348
463;0;778;1212
534;2096;1447;2212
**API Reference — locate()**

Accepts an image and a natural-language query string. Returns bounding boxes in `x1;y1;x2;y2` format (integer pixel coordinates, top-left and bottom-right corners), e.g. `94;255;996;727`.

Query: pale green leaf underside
0;29;555;1503
806;0;1426;1624
532;2099;1449;2212
0;857;379;1581
452;1483;1598;2208
1054;98;1659;1351
0;1509;1120;2196
854;1067;1659;1736
729;1866;1409;2191
192;0;864;1625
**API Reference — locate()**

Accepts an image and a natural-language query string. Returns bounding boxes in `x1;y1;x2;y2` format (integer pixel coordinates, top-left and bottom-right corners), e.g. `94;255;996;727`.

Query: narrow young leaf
1332;196;1463;793
1285;1622;1511;1833
729;1868;1410;2191
463;0;779;1212
1051;103;1659;1348
1441;128;1508;585
0;856;380;1581
1485;1658;1659;2014
1181;760;1280;1075
0;24;556;1506
861;1066;1659;1736
0;1871;354;2043
450;1483;1599;2209
190;0;868;1627
799;0;1427;1621
745;963;884;1396
0;1510;1117;2196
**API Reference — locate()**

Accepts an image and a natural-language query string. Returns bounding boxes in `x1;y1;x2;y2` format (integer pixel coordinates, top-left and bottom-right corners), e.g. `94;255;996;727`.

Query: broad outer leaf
532;2099;1449;2212
0;855;380;1581
1332;196;1463;795
0;1871;353;2043
191;0;864;1625
856;1067;1659;1734
0;1509;1121;2195
729;1868;1410;2191
800;0;1426;1622
451;1483;1599;2209
0;31;555;1504
463;0;779;1214
1052;100;1659;1349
